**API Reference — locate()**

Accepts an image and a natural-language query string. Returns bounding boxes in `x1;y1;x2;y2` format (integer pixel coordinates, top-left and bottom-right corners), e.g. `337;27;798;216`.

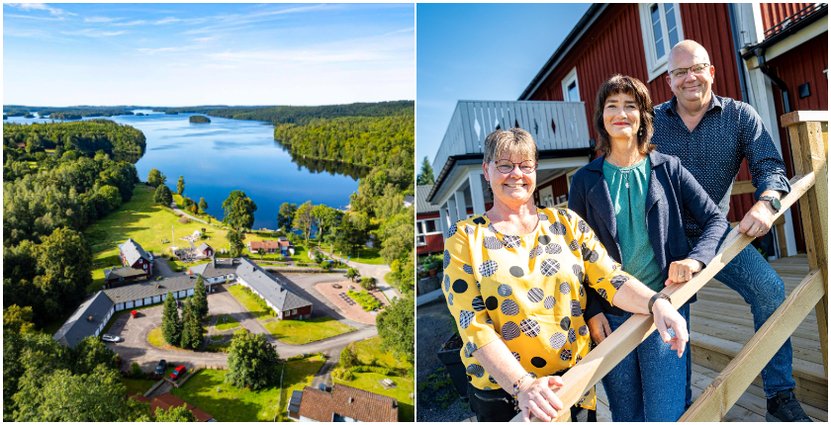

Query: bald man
652;39;809;422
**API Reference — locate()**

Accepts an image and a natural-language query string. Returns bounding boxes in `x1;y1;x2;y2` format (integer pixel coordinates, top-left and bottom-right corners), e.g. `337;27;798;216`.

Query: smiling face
603;92;641;145
483;151;537;209
666;43;715;105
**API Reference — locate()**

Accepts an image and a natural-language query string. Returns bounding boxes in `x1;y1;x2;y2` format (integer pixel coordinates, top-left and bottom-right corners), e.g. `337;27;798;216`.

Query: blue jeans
602;304;689;421
685;241;795;402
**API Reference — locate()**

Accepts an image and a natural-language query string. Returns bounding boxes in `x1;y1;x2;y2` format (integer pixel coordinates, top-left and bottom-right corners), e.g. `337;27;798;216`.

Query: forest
3;120;146;161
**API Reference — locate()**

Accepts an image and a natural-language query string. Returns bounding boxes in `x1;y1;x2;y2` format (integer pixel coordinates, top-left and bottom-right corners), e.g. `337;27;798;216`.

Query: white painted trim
561;67;580;102
639;3;685;82
744;15;828;69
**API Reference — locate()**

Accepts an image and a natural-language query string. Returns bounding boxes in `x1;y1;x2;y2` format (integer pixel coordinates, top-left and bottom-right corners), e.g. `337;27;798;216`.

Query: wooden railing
511;111;827;422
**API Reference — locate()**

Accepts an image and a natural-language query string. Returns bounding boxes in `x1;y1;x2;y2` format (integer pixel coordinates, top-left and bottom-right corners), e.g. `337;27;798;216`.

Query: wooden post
782;111;828;373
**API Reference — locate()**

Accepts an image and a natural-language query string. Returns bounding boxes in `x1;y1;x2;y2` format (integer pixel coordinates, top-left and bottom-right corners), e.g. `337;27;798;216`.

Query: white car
101;334;123;343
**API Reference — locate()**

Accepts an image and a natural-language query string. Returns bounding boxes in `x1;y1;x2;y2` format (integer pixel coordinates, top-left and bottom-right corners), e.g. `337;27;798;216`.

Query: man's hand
587;313;612;344
738;194;779;238
665;258;703;286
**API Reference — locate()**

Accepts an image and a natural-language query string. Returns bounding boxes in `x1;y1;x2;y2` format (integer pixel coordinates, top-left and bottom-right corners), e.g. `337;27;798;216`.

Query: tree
227;228;244;258
176;176;185;195
222;190;257;230
376;294;414;362
293;201;314;245
3;305;34;334
345;267;359;282
35;227;92;321
179;300;203;350
417;156;435;185
154;184;173;206
71;336;117;374
226;330;280;390
147;168;166;187
277;202;297;232
312;204;342;251
340;346;358;368
161;293;182;346
154;405;195;422
192;275;208;320
360;276;377;290
198;197;208;214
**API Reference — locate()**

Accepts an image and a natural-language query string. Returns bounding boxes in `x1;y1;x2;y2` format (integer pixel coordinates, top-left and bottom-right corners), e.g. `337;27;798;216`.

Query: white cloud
61;28;127;38
84;16;117;24
8;3;72;17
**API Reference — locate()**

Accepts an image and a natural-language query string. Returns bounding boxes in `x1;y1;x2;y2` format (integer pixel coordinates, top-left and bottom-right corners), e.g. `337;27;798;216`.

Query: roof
188;258;238;279
103;274;203;304
298;384;398;422
151;393;213;422
743;3;827;56
288;390;303;417
235;258;312;312
249;240;280;250
119;238;152;266
53;291;115;347
104;266;148;281
197;242;212;252
416;185;440;214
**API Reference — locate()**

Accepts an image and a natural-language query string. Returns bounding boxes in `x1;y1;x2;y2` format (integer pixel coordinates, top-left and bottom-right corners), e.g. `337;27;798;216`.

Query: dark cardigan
568;150;728;318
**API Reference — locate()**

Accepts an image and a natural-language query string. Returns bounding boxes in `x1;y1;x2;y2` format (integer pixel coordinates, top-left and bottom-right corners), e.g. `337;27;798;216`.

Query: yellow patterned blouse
442;208;634;403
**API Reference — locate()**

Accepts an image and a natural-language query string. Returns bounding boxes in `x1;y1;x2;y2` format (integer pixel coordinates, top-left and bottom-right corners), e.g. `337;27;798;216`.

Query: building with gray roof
53;291;115;347
118;238;154;277
235;258;312;320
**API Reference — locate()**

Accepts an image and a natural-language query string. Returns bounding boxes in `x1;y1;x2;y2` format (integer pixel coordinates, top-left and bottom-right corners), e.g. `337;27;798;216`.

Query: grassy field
262;317;356;345
122;377;156;397
171;355;325;422
85;185;231;292
227;285;355;344
213;314;241;331
146;327;169;349
334;337;414;421
334;247;385;265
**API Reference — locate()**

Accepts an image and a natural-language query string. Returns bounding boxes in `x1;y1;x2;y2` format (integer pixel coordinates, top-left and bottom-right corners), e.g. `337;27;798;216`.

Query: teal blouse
602;157;664;292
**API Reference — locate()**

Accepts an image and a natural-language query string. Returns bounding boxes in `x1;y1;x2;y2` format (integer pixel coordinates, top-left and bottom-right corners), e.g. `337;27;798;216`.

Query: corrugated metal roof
119;238;152;266
53;291;114;347
416;185;440;214
189;259;238;279
235;258;312;312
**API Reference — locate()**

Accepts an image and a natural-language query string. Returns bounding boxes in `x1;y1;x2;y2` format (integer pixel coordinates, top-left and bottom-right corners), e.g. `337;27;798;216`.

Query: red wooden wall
760;3;816;32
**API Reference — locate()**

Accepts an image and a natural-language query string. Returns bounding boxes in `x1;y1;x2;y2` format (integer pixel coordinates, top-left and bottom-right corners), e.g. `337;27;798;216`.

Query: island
189;115;211;123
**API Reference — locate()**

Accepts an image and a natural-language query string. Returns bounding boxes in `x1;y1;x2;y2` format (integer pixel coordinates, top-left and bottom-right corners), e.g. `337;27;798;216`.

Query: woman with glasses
568;75;728;421
442;127;690;422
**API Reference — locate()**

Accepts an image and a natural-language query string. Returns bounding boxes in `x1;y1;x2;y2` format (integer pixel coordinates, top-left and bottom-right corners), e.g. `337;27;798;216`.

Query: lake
5;111;360;229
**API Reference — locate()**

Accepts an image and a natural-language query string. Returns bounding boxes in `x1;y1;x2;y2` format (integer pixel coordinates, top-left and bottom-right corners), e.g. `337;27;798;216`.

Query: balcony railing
432;101;591;174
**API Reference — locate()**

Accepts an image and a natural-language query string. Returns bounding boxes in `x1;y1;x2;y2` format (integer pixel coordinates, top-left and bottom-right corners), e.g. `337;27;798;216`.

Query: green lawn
171;356;325;422
262;317;356;345
214;314;240;331
334;247;385;265
227;284;272;319
350;337;412;370
85;185;231;292
122;378;156;397
146;327;168;348
347;289;382;311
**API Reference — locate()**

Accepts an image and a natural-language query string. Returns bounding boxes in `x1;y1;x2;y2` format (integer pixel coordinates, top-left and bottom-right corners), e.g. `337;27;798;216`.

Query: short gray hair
482;128;538;164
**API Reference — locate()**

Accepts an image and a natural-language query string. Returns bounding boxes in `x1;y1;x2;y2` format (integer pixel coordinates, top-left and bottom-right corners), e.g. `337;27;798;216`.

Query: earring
637;127;643;137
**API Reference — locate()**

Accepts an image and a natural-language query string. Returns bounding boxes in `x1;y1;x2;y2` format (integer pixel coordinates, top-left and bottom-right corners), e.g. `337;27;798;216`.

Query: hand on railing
650;297;689;357
588;314;612;344
664;258;703;286
516;376;565;422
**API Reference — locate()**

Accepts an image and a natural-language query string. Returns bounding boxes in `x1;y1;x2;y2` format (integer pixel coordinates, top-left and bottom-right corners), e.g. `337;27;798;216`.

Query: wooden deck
594;254;828;421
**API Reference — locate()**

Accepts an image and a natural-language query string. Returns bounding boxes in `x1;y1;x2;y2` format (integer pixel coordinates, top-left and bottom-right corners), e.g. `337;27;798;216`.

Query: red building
416;185;444;256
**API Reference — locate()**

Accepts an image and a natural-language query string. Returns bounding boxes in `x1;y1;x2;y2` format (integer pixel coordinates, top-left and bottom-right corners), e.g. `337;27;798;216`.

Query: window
561;67;580;102
639;3;684;81
416;218;440;246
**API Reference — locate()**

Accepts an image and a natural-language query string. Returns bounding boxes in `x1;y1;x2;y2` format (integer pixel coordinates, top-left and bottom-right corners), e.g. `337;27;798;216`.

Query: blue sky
4;3;414;106
417;3;590;166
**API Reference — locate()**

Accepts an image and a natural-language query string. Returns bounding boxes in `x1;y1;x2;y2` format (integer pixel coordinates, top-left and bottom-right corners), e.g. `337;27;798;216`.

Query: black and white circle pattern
497;284;513;297
464;341;477;358
471;296;485;311
443;275;450;292
458;310;474;329
549;332;567;349
578;325;588;336
559;282;571;295
577;220;590;233
466;364;485;378
560;349;572;362
598;288;608;300
538;212;549;221
446;293;454;306
483;236;503;250
500;299;520;316
611;274;629;289
452;279;468;294
502;235;521;248
568;328;577;343
512;352;521;362
464;225;474;235
569;240;579;251
479;260;498;277
527;287;544;303
560;316;571;330
501;322;521;340
572;264;585;283
543;296;556;309
538;235;551;245
571;300;582;316
549;222;567;235
541;258;560;276
489;375;498;384
529;245;543;258
463;264;474;274
557;209;571;219
520;318;541;337
545;243;562;255
509;266;525;277
447;223;458;238
443;250;451;269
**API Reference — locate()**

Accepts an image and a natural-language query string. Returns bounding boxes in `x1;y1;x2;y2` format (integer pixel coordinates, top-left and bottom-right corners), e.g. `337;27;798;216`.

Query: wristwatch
648;293;672;315
759;195;781;213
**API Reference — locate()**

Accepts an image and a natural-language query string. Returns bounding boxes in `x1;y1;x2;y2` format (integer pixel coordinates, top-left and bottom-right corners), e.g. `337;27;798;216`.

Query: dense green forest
189;115;211;123
3;121;142;324
4;105;136;118
3;120;146;161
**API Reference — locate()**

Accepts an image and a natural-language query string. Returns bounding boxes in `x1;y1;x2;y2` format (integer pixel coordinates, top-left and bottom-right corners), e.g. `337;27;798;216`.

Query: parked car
155;359;167;376
101;334;123;343
170;364;187;381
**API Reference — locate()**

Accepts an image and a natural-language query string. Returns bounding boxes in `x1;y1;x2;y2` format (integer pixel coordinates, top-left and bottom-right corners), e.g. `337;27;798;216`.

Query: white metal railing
432;101;591;173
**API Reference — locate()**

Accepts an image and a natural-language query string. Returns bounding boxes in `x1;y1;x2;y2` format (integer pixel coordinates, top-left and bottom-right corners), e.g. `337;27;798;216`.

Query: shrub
178;216;190;224
129;362;143;378
347;289;382;311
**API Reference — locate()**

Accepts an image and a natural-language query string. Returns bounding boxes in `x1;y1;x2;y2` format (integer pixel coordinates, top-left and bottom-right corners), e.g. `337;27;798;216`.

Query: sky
417;3;590;167
3;3;414;106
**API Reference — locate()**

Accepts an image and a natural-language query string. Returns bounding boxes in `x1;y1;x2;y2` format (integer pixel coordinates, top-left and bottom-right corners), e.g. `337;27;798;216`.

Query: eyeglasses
668;63;710;79
493;159;536;174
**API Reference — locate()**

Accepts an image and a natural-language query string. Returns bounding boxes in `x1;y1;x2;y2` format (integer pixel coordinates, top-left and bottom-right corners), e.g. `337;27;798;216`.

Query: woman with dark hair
569;75;728;421
442;127;690;422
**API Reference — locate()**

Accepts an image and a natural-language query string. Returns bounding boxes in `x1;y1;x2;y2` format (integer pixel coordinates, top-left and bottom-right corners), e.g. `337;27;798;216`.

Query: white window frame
560;67;580;102
639;3;685;82
416;218;441;246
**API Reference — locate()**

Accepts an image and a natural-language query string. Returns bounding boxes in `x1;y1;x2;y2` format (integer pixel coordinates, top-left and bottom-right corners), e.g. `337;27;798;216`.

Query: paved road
319;249;399;302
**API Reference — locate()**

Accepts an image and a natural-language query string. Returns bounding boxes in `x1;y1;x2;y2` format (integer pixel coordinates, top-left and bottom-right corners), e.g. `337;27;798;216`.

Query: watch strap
648;293;672;315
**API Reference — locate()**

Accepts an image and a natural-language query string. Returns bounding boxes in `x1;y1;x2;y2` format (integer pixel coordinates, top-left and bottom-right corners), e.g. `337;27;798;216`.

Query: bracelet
510;372;535;400
648;293;671;315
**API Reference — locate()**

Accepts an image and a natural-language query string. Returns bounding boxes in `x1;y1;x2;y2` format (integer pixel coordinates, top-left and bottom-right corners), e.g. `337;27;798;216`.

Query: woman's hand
664;258;703;286
517;376;565;422
651;298;689;357
587;313;612;344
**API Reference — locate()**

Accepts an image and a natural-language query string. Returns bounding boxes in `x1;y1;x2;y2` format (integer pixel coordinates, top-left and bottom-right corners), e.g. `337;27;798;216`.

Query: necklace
620;169;632;189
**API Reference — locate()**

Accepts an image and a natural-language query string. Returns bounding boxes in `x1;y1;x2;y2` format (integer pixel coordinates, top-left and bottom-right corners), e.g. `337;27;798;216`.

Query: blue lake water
5;112;359;229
